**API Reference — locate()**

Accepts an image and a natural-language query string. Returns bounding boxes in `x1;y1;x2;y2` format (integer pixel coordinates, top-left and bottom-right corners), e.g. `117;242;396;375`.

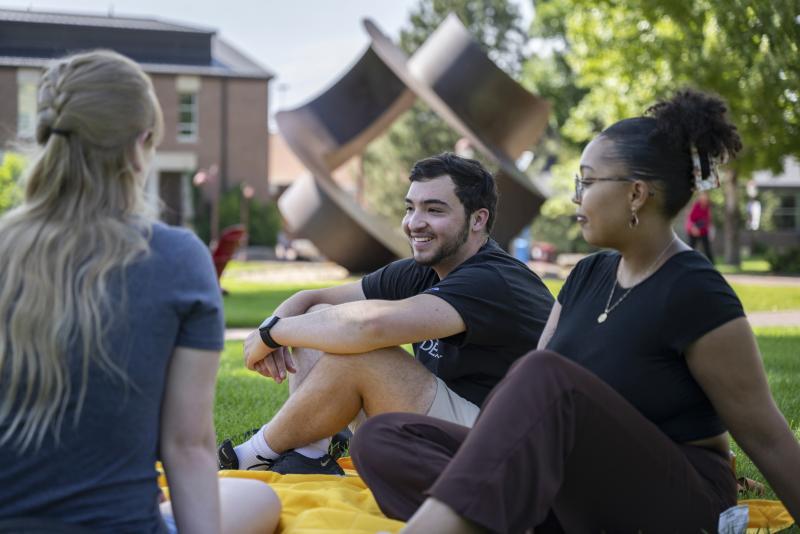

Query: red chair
211;224;247;282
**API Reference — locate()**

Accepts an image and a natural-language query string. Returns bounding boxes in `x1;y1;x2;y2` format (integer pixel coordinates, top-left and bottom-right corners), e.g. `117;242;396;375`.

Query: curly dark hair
600;89;742;217
409;152;499;233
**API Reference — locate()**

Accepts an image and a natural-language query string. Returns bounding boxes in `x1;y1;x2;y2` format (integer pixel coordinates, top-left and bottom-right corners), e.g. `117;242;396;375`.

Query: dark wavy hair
409;152;499;233
600;89;742;217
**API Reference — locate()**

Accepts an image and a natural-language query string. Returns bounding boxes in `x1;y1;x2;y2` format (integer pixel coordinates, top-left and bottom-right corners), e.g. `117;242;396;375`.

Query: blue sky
2;0;532;116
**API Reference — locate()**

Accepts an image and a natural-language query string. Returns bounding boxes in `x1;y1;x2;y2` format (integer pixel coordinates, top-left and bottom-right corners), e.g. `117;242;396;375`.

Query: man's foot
217;439;274;471
268;450;344;476
329;429;352;460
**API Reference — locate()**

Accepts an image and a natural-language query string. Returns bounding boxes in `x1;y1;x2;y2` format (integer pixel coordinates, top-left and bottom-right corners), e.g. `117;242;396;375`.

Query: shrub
0;152;25;214
192;187;281;247
766;247;800;274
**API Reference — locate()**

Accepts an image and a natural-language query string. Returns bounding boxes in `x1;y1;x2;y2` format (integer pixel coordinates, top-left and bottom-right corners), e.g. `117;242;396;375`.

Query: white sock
234;424;278;469
295;437;331;459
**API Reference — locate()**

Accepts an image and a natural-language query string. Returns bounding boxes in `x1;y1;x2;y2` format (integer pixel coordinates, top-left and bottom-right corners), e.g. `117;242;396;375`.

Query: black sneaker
329;429;352;460
217;439;239;470
268;450;344;476
217;439;274;471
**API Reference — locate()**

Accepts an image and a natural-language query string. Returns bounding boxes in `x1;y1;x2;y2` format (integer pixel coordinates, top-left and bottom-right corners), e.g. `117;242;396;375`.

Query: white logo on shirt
419;339;442;359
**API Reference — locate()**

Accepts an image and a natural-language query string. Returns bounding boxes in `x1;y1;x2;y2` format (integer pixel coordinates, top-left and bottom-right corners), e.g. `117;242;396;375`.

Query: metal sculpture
277;15;550;272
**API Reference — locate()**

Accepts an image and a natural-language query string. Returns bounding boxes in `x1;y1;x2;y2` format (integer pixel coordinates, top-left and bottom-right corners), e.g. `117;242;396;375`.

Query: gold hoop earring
629;209;639;229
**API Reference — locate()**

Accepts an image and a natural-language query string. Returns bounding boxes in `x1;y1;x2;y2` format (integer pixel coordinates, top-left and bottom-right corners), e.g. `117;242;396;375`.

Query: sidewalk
226;328;252;341
746;310;800;327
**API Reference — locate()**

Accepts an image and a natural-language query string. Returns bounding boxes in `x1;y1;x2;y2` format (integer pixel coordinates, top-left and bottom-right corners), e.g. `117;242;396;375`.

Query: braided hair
0;50;163;451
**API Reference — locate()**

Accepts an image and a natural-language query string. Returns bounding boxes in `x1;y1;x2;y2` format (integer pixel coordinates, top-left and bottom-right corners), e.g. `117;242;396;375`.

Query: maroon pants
351;351;737;533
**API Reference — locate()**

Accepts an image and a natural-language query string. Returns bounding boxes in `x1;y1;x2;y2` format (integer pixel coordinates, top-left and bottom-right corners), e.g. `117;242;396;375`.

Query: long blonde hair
0;50;164;450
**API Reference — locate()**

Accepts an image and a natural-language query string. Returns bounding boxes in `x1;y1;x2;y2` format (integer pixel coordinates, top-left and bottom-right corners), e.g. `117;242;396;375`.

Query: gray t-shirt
0;223;224;533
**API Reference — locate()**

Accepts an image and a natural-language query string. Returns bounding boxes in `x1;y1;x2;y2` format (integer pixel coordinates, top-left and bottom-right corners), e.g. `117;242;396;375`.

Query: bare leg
286;303;330;395
160;478;281;534
287;346;323;395
263;347;437;453
400;498;485;534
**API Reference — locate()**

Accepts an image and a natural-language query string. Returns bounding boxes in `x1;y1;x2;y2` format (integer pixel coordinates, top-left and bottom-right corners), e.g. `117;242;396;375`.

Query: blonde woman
0;51;279;534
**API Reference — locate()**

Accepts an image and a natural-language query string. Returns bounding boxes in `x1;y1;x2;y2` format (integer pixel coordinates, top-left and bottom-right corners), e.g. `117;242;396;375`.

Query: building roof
0;7;213;33
754;157;800;189
0;7;273;79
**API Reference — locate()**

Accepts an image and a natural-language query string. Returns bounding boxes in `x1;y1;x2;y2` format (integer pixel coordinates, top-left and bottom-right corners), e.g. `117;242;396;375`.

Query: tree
527;0;800;265
362;0;529;223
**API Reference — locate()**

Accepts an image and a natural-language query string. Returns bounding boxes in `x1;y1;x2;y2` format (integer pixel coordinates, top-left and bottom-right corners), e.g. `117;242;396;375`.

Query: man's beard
413;216;471;267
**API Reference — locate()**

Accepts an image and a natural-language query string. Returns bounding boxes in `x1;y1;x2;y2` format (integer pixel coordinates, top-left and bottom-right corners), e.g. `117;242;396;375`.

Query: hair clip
690;144;725;192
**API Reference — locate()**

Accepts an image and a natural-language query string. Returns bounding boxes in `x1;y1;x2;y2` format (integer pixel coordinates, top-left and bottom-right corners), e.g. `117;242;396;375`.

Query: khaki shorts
349;376;480;433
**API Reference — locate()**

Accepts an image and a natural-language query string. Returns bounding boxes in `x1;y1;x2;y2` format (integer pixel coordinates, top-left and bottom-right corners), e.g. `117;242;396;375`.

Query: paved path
225;328;252;341
746;310;800;327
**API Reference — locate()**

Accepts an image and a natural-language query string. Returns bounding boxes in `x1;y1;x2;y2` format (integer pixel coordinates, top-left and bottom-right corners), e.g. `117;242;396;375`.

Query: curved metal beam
278;173;406;273
365;15;551;247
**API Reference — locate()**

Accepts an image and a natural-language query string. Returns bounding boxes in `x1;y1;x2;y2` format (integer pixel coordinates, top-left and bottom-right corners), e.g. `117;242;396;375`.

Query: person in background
0;50;279;534
686;191;715;263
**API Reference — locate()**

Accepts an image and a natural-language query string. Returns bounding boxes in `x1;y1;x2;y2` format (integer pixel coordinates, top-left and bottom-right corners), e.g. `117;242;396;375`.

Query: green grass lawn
221;276;800;329
716;259;772;275
222;280;344;328
732;327;800;490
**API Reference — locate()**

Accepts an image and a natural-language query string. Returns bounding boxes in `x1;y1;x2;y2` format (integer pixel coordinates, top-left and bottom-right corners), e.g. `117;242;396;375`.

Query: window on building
17;69;40;139
177;92;198;142
773;192;799;231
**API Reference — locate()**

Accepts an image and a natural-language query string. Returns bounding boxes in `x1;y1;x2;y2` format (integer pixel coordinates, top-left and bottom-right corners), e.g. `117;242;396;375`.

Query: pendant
597;312;608;324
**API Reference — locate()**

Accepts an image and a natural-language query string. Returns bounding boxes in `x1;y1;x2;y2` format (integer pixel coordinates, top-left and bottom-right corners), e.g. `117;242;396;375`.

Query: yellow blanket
217;458;403;534
160;460;793;533
741;499;795;533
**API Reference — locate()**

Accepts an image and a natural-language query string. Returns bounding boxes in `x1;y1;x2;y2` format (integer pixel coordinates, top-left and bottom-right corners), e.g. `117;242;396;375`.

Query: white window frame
17;69;40;140
177;92;198;143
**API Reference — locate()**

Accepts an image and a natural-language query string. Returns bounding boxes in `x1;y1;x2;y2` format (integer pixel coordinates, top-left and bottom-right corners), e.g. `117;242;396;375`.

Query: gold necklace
597;236;677;324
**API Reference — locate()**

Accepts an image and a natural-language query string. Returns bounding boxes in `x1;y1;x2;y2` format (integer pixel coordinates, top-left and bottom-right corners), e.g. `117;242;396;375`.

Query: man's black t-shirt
547;249;745;441
361;239;554;406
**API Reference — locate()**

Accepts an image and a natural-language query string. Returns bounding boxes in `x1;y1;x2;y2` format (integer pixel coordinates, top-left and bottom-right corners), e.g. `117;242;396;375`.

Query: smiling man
220;153;554;475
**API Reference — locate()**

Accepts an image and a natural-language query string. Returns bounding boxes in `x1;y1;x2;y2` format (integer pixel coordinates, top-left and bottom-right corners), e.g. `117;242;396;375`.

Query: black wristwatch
258;315;282;349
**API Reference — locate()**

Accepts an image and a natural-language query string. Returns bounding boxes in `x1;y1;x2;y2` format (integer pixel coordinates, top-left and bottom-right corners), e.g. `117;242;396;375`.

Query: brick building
0;7;273;226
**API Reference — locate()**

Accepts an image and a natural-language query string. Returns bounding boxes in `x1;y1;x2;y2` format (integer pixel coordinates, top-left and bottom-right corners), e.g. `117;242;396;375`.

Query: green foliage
525;0;800;266
0;152;25;214
193;187;281;247
362;0;529;223
765;247;800;274
531;0;799;172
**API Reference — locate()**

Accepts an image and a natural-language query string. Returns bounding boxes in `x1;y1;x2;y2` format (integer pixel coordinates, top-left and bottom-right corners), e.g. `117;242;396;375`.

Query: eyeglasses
573;174;639;203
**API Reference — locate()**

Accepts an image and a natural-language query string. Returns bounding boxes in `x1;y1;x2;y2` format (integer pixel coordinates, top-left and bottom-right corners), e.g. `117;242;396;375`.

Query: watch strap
258;316;282;349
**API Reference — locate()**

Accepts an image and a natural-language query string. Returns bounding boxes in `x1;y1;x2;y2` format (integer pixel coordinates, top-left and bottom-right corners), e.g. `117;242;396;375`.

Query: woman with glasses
0;50;279;533
350;89;800;533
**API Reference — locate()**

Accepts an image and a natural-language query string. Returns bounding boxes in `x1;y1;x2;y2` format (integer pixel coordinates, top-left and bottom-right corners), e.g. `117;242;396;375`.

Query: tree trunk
722;169;740;266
